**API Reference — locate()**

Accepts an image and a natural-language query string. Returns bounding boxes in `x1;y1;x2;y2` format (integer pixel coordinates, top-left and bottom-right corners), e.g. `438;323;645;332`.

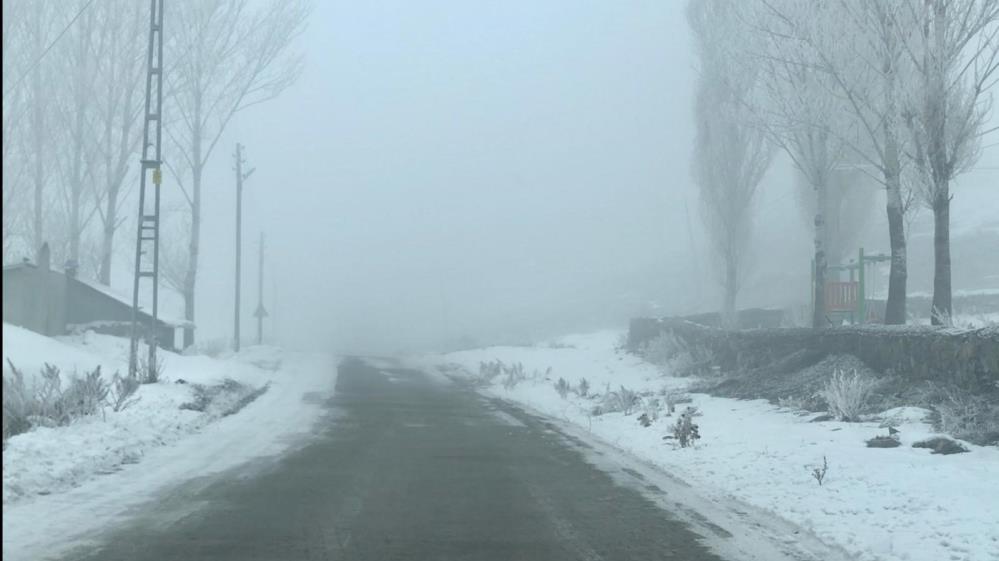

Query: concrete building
2;244;189;350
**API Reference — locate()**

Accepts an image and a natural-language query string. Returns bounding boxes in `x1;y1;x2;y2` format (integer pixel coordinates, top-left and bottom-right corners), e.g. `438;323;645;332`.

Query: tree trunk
884;176;907;324
31;31;44;256
928;2;950;326
881;35;907;325
931;189;951;325
69;102;85;265
69;181;81;264
97;92;133;285
812;175;828;328
722;249;737;329
98;188;117;284
67;14;89;268
182;162;202;348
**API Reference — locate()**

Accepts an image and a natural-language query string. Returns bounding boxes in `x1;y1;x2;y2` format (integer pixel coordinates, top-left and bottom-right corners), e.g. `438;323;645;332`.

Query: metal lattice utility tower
129;0;166;378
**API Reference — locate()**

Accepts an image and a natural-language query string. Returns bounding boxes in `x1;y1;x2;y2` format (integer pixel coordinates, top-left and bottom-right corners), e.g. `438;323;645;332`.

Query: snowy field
415;330;999;561
2;323;337;561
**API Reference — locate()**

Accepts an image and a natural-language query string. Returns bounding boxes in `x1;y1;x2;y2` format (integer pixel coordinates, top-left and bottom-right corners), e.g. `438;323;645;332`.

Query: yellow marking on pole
152;168;162;185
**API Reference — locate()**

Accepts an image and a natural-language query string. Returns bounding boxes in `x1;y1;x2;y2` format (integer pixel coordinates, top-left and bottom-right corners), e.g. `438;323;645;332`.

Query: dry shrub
2;361;109;444
819;370;878;422
933;388;999;446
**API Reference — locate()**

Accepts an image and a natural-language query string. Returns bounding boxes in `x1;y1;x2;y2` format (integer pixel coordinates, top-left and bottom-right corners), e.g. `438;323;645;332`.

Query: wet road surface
63;358;733;561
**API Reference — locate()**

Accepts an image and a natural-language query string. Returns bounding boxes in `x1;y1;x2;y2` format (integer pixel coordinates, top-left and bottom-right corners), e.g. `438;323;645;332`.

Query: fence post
810;258;815;325
858;247;866;324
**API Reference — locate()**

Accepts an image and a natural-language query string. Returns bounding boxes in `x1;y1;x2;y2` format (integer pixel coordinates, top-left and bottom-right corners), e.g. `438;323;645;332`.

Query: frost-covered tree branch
901;0;999;324
689;0;774;328
746;0;852;327
164;0;310;348
751;0;920;325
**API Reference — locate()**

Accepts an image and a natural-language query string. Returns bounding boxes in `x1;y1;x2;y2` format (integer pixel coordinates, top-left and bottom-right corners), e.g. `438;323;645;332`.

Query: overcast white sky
178;0;997;353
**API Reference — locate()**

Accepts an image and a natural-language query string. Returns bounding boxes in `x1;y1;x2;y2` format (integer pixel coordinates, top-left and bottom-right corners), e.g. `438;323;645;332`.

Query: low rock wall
628;318;999;392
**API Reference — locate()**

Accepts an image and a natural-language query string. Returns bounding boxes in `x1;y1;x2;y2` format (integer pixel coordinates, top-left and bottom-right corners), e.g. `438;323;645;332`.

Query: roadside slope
2;325;336;561
416;330;999;561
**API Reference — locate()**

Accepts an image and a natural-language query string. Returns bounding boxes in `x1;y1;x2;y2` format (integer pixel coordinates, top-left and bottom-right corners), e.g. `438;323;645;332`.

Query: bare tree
23;0;60;258
157;206;191;297
164;0;309;348
794;164;879;268
89;0;148;285
51;1;100;270
689;0;774;328
824;1;922;324
3;0;145;275
901;0;999;325
2;0;30;260
748;0;850;327
759;0;923;324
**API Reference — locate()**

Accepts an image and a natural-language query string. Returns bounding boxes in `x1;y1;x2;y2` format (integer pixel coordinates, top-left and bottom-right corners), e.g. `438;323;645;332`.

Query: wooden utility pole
233;143;254;352
254;232;268;345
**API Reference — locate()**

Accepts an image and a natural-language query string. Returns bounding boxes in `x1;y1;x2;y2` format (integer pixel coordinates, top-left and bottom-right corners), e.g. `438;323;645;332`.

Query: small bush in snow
180;383;216;412
2;361;32;443
640;332;708;376
819;369;878;422
811;456;829;486
109;373;142;412
668;406;700;447
640;332;682;369
933;388;999;446
663;390;691;416
601;385;641;415
554;377;570;399
138;353;165;384
576;378;590;398
478;360;550;390
478;360;503;384
502;362;527;389
2;361;109;443
34;363;63;416
63;367;109;419
641;397;663;422
34;363;108;422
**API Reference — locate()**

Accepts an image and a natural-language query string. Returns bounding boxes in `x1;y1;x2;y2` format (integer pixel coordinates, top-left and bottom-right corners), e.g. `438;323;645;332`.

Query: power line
2;0;98;99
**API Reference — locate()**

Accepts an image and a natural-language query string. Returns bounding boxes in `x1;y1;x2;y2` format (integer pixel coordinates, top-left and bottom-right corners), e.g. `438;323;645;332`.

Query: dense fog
4;1;997;354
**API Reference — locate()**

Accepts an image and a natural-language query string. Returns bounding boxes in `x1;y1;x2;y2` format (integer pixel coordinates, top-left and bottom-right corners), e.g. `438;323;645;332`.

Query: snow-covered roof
3;261;35;271
72;276;194;329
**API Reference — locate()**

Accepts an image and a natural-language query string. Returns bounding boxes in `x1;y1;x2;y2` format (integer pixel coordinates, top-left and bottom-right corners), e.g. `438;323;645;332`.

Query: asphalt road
62;358;737;561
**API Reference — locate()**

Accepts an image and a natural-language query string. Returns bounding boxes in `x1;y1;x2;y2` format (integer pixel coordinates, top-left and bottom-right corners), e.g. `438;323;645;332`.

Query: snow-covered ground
2;323;337;561
414;330;999;561
913;312;999;329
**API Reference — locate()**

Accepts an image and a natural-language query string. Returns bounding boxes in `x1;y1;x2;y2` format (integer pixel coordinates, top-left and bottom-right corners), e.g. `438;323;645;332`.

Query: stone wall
629;318;999;392
670;308;787;329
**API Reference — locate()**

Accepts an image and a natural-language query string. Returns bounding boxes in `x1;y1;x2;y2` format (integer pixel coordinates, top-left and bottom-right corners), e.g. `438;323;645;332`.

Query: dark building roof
3;260;192;330
70;275;192;329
